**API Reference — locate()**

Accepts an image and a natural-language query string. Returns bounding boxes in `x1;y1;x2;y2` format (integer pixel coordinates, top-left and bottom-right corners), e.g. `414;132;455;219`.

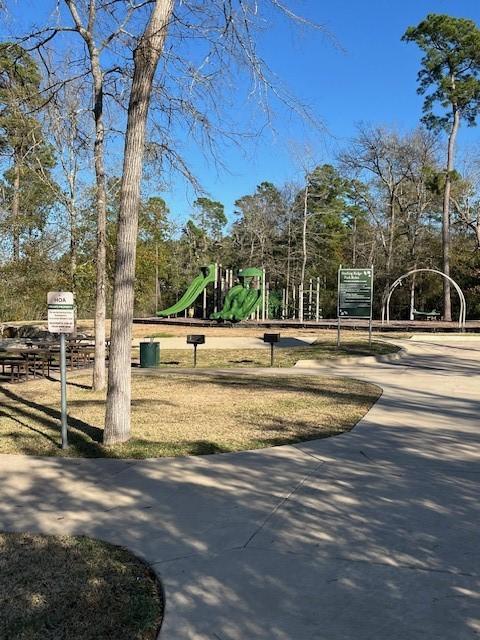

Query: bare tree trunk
442;106;460;322
104;0;174;445
68;201;78;292
285;216;291;315
299;186;308;322
65;157;78;294
12;161;20;260
383;193;396;302
352;214;357;267
91;61;107;390
64;0;108;389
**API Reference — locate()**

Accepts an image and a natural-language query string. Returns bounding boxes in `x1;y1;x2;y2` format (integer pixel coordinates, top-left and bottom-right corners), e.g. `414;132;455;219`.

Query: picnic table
413;308;440;321
0;335;110;382
0;349;51;382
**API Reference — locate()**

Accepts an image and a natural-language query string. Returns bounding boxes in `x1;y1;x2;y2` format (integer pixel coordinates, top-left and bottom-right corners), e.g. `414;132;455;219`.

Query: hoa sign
47;291;75;333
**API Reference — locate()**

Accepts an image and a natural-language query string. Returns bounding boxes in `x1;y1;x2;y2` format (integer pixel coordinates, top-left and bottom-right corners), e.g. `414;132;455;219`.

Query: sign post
47;292;75;449
337;267;374;348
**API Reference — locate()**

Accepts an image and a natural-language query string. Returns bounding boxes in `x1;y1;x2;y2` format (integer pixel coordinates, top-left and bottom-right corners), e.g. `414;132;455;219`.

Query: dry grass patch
0;532;163;640
0;371;381;458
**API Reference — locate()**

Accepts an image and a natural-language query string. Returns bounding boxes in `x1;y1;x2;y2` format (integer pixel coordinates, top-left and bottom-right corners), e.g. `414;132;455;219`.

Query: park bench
413;308;440;321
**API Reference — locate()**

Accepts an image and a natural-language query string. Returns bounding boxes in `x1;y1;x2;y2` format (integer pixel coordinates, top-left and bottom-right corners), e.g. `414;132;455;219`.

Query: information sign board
338;268;373;319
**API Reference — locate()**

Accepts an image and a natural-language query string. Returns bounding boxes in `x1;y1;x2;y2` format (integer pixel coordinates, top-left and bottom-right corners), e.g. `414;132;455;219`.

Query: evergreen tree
0;42;57;259
403;14;480;320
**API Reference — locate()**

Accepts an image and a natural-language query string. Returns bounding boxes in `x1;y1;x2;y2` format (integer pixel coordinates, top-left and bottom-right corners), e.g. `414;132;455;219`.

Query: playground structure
211;268;263;322
281;278;323;322
147;264;474;329
157;264;266;322
156;264;324;322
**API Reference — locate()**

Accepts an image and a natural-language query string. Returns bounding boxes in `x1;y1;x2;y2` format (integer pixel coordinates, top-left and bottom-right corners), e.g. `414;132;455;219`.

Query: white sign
47;291;75;334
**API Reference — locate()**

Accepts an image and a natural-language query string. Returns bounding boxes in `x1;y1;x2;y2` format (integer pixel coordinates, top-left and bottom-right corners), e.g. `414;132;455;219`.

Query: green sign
338;268;373;318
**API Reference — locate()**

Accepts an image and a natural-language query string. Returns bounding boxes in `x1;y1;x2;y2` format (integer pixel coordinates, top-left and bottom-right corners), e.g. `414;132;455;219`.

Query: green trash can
140;341;160;368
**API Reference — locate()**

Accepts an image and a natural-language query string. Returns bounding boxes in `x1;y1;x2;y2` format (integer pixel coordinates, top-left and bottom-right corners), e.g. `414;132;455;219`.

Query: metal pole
316;276;320;322
337;317;341;348
60;333;68;449
270;343;274;367
369;265;374;347
309;278;313;320
193;344;197;368
262;270;266;321
214;263;218;314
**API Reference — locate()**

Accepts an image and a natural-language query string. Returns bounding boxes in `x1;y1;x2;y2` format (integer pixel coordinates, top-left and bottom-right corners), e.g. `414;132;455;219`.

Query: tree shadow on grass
0;386;104;446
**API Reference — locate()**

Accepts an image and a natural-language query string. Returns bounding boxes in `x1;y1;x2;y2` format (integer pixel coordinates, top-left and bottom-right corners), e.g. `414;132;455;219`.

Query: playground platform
133;317;480;332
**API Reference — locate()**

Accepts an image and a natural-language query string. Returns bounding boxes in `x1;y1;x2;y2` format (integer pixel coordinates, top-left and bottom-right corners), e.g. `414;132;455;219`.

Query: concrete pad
158;547;480;640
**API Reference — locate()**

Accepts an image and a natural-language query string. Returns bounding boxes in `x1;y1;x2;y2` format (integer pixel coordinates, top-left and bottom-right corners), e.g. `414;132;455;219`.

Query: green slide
157;264;216;317
211;267;263;322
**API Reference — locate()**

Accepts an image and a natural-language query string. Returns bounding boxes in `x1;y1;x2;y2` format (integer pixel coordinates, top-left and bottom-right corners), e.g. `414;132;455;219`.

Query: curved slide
157;264;216;317
211;285;262;322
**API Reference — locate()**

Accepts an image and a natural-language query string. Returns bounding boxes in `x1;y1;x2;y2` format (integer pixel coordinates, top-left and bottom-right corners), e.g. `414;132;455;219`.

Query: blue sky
4;1;480;226
168;0;480;224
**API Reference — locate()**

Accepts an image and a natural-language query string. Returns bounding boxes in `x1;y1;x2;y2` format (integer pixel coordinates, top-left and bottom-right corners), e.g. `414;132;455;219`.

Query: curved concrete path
0;338;479;639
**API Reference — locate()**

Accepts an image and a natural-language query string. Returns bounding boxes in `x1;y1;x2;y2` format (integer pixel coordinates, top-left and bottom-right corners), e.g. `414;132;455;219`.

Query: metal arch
381;268;466;331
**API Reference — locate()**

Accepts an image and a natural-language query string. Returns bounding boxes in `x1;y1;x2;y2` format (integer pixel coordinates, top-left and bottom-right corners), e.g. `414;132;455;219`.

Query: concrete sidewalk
0;338;478;639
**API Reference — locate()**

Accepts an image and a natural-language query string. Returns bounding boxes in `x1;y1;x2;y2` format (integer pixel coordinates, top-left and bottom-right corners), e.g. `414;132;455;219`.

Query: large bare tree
104;0;174;443
63;0;109;391
340;126;413;300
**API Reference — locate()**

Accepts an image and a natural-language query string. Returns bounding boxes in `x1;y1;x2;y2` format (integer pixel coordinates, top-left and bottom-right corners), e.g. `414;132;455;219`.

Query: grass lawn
0;532;162;640
135;337;399;369
0;371;381;458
